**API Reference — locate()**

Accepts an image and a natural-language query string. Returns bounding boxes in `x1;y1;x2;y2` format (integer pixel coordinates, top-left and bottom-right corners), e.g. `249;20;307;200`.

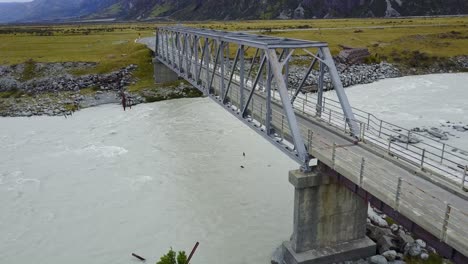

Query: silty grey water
0;97;297;264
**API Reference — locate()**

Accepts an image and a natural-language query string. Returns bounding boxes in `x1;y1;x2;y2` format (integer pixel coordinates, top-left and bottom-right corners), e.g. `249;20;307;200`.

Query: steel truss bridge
145;26;468;263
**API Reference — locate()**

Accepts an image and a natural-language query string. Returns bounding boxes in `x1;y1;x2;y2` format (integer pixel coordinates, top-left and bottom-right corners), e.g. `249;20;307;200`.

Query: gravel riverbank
0;57;466;117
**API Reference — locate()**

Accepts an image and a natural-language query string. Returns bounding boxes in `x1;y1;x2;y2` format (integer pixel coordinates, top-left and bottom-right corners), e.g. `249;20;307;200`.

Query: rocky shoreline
288;61;402;91
0;56;467;117
271;206;453;264
0;61;200;117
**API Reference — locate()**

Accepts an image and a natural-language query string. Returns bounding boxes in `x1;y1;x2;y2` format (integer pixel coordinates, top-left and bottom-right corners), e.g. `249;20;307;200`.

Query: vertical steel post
266;59;272;135
220;42;225;98
441;203;451;242
204;38;210;94
317;57;325;117
359;157;365;186
194;36;199;83
283;48;289;88
441;143;446;163
239;45;245;111
461;166;467;189
360;123;366;142
420;149;426;169
395;177;402;211
332;143;337;168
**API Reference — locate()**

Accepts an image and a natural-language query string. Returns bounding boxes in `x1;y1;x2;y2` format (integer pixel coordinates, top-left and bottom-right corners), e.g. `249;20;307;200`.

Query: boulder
378;235;398;254
421;252;429;260
271;245;284;264
382;250;397;261
404;242;422;257
370;255;388;264
367;223;395;242
415;239;426;248
397;230;414;248
368;207;389;227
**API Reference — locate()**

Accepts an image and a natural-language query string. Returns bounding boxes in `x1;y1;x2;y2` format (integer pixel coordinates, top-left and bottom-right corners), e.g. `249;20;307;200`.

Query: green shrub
156;248;187;264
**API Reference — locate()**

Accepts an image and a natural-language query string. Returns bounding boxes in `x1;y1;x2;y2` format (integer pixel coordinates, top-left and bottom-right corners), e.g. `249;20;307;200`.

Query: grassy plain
0;16;467;93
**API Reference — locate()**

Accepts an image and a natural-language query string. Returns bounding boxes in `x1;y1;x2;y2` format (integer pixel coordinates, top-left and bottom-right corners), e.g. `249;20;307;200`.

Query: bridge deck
139;29;468;262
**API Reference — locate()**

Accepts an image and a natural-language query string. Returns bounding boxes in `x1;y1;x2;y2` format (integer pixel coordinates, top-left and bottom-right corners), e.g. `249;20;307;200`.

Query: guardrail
264;98;468;258
156;44;468;260
278;91;468;190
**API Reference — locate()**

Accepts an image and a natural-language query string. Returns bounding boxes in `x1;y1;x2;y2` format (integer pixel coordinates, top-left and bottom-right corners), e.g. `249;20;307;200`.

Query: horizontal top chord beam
159;26;328;49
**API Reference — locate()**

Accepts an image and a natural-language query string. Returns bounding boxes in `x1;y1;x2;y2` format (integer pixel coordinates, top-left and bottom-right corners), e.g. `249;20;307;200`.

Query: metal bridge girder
154;26;363;171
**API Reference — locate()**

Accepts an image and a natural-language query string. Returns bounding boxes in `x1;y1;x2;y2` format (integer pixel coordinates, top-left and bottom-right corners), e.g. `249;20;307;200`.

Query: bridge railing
278;91;468;190
154;29;468;258
263;103;468;258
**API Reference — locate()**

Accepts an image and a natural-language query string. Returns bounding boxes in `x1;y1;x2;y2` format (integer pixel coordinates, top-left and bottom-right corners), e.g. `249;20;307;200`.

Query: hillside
0;0;467;23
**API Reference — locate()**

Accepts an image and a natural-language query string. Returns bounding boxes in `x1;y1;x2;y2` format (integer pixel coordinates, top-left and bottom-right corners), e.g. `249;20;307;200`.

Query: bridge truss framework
155;26;360;172
152;26;468;263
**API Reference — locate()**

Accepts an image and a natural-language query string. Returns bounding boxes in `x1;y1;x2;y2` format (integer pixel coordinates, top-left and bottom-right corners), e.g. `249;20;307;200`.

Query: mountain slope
0;0;467;24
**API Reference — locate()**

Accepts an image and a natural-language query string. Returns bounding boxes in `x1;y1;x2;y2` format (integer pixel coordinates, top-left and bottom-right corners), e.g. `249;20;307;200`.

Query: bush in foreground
156;248;187;264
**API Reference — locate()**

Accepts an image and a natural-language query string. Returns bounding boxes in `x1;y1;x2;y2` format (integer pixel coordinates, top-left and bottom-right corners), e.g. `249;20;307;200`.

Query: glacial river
1;73;468;264
0;98;297;264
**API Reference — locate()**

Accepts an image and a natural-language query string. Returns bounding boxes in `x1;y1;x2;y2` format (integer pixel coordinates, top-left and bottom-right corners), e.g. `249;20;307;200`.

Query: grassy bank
0;17;467;95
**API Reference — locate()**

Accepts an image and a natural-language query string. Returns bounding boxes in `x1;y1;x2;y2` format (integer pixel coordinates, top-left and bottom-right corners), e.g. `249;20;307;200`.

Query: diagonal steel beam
242;55;267;117
223;47;241;103
266;49;310;172
320;47;359;137
209;42;222;93
197;39;208;84
246;48;260;84
291;55;318;104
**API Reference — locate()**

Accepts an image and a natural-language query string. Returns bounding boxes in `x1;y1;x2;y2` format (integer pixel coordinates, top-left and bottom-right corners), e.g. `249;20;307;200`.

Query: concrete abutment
283;162;376;264
153;58;179;84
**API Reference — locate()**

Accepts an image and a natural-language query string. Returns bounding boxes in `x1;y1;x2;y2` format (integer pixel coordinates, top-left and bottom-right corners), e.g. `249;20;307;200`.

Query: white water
0;98;297;264
2;73;468;264
326;73;468;150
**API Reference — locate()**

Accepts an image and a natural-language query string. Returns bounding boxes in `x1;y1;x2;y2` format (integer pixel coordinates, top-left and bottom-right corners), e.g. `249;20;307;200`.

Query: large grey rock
382;250;397;261
369;255;388;264
397;230;414;248
415;239;426;248
368;207;388;227
271;245;284;264
404;242;422;257
420;253;429;260
378;235;398;254
367;223;394;242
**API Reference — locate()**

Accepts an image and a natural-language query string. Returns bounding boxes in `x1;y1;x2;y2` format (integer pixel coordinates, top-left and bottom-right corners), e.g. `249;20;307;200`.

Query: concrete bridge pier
283;162;376;264
153;58;179;84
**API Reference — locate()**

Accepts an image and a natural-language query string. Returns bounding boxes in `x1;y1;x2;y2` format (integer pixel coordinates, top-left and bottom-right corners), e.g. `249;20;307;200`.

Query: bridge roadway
139;30;468;262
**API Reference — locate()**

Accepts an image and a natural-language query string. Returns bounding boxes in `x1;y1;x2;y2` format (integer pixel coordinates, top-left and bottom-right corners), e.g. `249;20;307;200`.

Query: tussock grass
0;17;466;94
